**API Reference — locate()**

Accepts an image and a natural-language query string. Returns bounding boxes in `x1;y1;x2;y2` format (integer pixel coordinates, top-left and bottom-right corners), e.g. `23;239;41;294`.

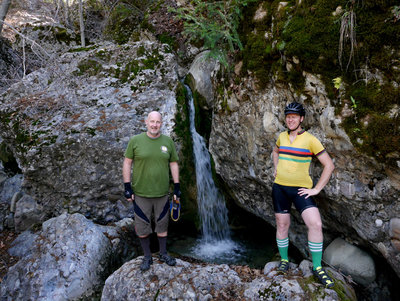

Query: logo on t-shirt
161;146;168;153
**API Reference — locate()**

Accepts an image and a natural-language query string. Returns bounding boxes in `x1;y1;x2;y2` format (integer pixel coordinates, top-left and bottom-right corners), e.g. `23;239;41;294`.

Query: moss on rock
237;0;400;162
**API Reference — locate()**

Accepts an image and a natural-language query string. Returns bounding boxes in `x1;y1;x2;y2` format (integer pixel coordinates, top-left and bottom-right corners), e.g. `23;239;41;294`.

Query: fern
169;0;255;68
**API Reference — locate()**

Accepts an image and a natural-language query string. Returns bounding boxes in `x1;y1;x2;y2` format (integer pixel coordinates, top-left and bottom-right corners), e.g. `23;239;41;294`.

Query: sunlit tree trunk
0;0;12;36
78;0;85;46
64;0;70;27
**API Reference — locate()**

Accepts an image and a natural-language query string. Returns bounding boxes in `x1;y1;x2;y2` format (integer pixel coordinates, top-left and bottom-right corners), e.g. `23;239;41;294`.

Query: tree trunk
0;0;12;36
64;0;70;27
78;0;85;47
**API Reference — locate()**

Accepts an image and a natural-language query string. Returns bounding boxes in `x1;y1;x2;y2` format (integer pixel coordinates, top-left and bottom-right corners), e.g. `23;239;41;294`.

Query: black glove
173;183;181;199
124;182;133;200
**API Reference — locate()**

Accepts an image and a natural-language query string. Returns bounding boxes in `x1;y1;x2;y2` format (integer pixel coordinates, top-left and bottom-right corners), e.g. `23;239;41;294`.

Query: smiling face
285;113;304;132
145;111;162;138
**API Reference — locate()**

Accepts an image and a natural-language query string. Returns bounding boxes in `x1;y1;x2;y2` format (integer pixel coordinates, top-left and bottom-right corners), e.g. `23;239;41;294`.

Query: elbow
329;162;335;173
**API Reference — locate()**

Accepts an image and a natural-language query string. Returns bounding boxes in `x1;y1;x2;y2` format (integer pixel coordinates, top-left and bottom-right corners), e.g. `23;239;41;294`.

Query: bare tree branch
0;0;12;35
0;20;51;59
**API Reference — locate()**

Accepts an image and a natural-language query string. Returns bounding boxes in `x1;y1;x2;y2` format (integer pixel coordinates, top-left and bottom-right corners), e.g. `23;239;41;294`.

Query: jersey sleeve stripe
278;156;312;163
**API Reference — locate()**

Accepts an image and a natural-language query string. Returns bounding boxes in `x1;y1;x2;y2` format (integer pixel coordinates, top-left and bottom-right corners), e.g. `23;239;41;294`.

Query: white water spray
186;85;239;260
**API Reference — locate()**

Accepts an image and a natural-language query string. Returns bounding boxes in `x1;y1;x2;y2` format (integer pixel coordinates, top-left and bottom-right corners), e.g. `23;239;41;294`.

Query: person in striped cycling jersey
271;102;335;288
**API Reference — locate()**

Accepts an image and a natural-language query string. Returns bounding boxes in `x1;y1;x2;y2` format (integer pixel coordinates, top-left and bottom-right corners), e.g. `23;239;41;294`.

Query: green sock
277;237;289;261
308;241;323;270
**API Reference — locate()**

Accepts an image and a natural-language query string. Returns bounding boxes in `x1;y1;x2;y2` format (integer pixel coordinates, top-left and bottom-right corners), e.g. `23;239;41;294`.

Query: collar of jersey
287;129;306;135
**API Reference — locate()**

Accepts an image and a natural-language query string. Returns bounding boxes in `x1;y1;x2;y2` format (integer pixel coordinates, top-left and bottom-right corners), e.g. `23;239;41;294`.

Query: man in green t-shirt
122;111;180;271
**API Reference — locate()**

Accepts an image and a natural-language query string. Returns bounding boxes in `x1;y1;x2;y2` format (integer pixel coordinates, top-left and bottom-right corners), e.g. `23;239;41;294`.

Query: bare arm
272;145;279;177
298;151;335;198
169;161;179;184
122;157;133;183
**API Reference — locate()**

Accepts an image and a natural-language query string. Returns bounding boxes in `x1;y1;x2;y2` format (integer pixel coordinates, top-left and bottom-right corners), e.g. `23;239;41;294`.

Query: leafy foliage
170;0;256;67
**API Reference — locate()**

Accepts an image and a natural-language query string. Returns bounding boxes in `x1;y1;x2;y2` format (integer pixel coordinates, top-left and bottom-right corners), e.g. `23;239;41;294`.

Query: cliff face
0;39;180;224
208;69;400;275
202;1;400;277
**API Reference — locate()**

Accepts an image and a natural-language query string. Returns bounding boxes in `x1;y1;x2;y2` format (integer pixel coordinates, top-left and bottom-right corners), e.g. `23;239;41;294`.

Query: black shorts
272;183;317;214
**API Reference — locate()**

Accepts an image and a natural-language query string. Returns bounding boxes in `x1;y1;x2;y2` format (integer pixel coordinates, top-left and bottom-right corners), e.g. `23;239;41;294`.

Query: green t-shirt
124;132;179;197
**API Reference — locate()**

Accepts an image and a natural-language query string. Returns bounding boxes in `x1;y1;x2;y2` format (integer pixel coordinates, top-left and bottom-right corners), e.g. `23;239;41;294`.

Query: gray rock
13;194;46;232
187;51;220;109
101;258;356;300
0;174;23;204
8;230;38;258
1;213;131;301
0;174;23;231
323;238;376;286
0;40;179;223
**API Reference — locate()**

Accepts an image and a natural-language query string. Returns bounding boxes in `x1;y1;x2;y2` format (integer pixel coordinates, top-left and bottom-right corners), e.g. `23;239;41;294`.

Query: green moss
172;83;199;230
297;273;355;301
341;81;400;161
68;45;97;53
0;142;13;164
86;127;96;136
75;59;103;76
236;0;400;162
192;90;212;145
119;60;140;83
104;3;143;44
157;34;177;51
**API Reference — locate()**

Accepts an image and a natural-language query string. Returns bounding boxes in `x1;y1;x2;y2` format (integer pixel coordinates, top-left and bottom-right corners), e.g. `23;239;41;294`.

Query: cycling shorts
272;183;317;214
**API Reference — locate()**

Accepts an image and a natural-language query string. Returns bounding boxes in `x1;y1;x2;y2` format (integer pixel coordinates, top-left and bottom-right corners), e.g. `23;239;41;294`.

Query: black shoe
140;256;153;271
277;259;289;274
313;266;334;288
159;253;176;266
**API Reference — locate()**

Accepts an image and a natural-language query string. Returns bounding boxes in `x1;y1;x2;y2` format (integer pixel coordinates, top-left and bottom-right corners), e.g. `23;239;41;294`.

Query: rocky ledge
102;257;355;301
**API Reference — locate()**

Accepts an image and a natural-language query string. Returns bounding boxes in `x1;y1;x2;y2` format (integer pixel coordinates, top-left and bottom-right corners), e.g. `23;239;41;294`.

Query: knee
308;220;322;232
276;220;290;231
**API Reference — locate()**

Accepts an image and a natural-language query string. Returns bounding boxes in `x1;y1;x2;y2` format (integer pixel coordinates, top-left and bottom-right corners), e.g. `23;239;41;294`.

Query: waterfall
185;85;238;259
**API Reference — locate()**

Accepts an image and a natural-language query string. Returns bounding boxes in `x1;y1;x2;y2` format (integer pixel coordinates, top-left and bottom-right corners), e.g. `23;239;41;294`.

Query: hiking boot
159;253;176;266
140;256;153;271
313;266;334;288
277;259;289;274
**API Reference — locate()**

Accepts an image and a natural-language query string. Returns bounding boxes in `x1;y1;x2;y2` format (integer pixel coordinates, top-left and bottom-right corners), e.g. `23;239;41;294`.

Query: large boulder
187;51;219;109
0;40;180;224
1;213;136;300
323;238;376;286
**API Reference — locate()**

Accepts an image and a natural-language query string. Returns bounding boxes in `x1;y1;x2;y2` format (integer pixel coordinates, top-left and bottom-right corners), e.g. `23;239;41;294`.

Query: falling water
186;85;240;260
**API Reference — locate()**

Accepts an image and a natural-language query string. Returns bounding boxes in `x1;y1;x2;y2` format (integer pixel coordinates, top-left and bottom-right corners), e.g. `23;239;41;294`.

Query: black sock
139;236;151;257
158;236;167;255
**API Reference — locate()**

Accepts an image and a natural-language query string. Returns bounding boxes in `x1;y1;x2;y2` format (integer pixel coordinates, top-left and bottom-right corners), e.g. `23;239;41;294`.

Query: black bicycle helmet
284;102;305;116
